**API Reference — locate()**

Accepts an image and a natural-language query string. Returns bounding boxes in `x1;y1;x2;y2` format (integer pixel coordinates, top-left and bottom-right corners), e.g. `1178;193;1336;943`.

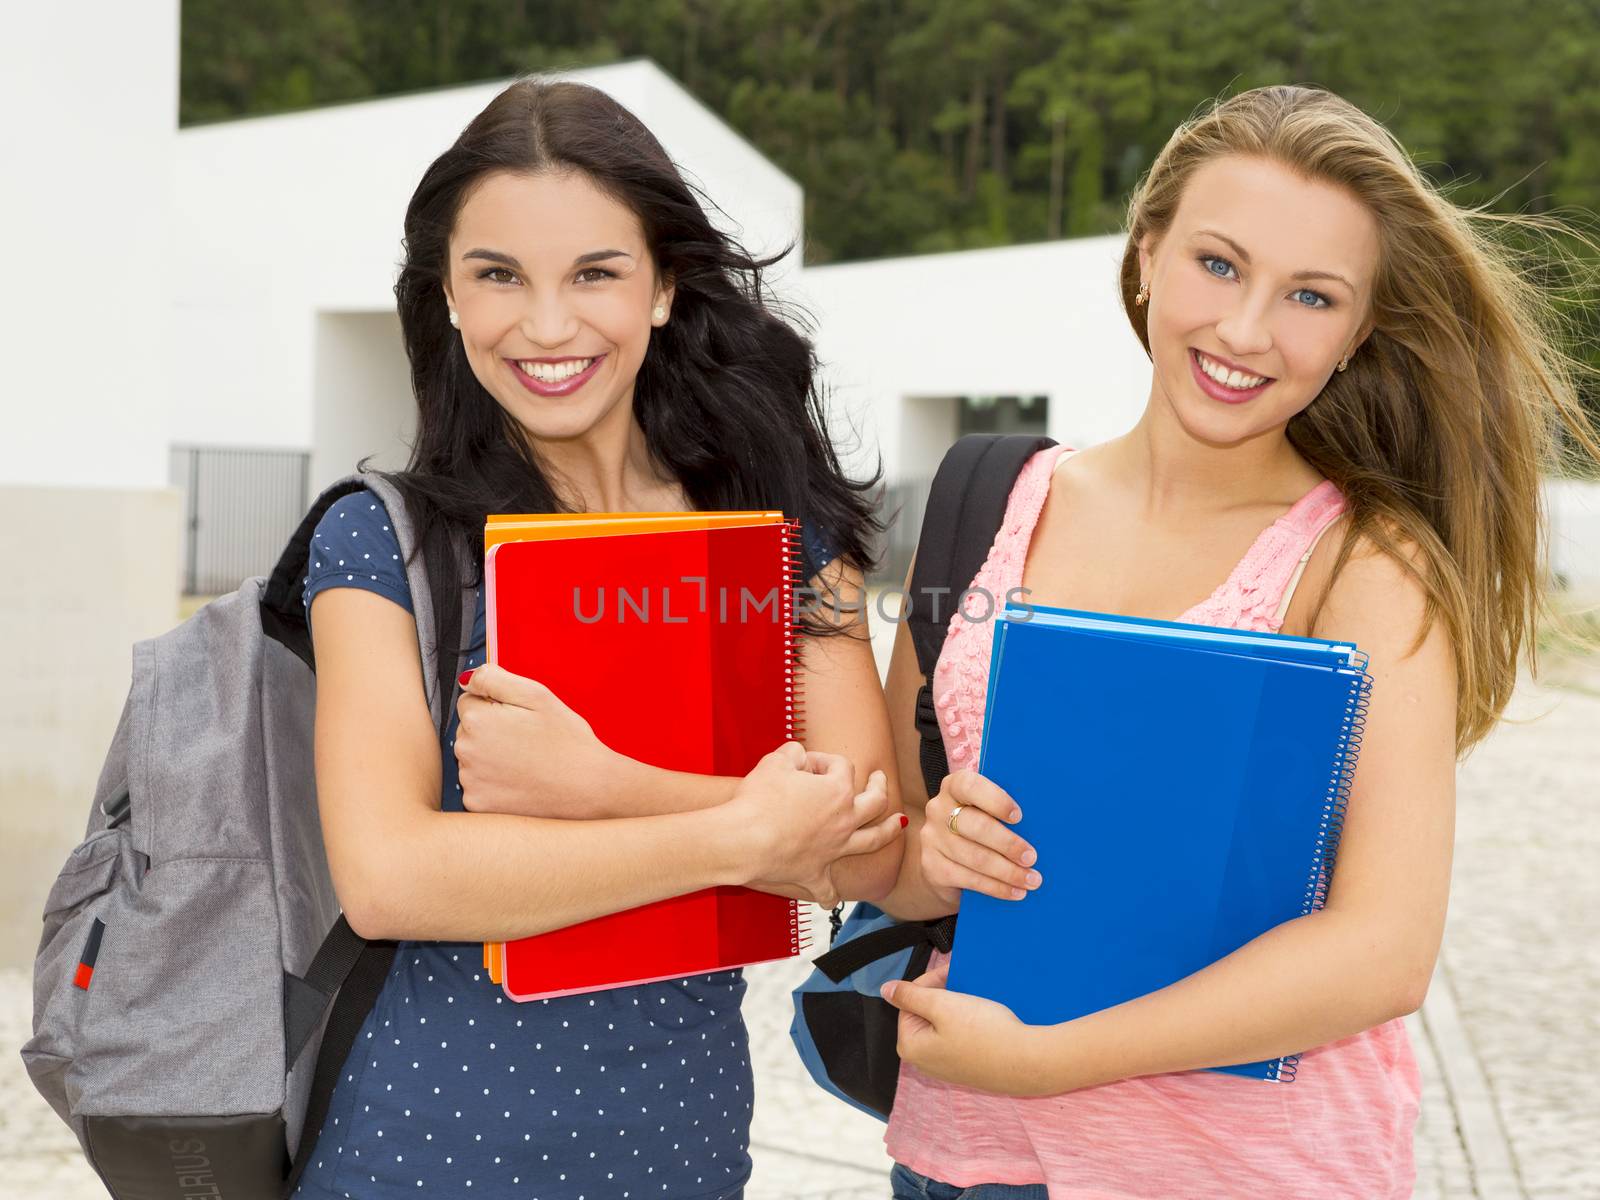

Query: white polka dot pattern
299;491;759;1199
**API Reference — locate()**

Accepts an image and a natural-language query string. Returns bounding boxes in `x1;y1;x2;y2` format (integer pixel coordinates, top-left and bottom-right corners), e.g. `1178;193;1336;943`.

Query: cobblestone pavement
4;657;1596;1198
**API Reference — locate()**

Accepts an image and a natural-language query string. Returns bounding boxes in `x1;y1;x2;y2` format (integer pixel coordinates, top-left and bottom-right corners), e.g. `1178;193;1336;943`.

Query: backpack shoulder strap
259;475;370;671
261;472;462;734
277;472;472;1193
906;433;1056;799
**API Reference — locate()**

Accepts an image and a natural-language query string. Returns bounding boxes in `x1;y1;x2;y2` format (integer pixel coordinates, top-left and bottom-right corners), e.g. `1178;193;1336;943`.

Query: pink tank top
884;445;1421;1198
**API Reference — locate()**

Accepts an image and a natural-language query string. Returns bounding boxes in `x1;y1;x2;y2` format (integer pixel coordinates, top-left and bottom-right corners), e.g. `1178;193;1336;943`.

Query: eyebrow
1191;229;1356;292
460;248;634;270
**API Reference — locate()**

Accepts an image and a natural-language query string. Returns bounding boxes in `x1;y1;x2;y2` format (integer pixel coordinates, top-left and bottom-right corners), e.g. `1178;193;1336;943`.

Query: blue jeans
890;1162;1049;1200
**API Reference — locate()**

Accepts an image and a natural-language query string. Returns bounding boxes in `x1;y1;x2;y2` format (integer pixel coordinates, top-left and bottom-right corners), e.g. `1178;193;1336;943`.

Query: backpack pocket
67;856;291;1194
23;826;140;1126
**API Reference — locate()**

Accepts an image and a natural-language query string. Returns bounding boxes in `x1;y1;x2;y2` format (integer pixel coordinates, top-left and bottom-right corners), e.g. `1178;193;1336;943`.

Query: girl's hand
455;664;626;818
881;965;1053;1094
920;769;1040;912
728;743;903;908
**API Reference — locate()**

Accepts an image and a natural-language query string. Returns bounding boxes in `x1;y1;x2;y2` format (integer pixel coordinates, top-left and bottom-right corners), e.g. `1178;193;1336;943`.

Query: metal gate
169;445;310;596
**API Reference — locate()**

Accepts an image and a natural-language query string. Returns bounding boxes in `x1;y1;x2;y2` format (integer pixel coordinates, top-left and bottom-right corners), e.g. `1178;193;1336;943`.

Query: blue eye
1200;254;1333;309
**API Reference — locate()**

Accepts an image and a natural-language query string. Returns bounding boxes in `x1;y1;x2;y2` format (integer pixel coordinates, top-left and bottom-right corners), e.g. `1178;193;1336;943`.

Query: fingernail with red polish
899;814;910;828
458;669;475;688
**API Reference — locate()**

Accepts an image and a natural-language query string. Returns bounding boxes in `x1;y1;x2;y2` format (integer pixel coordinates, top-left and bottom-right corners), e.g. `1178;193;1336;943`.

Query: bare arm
876;553;1038;920
786;555;904;904
886;537;1459;1094
311;587;893;941
875;596;954;920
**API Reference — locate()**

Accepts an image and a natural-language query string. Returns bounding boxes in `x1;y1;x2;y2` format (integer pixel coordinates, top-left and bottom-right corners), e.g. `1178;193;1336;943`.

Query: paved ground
5;651;1597;1197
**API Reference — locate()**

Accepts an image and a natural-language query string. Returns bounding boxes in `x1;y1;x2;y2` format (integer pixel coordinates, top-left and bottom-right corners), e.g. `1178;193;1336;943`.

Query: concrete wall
0;487;182;966
1549;478;1600;596
0;1;182;965
0;3;178;489
311;312;417;489
798;236;1151;483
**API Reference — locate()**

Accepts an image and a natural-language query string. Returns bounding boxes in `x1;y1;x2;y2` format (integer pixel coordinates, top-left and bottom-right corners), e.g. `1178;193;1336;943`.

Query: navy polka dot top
296;490;835;1200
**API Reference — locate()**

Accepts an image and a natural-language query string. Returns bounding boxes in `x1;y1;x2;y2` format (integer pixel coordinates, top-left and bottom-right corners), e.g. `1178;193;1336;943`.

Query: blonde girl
877;83;1599;1199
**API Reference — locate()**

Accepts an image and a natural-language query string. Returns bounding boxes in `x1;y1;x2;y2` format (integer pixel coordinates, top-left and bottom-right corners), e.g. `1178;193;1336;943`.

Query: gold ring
947;804;965;837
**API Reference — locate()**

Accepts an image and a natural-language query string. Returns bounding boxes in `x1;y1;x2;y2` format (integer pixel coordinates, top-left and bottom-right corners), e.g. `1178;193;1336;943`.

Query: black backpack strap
282;918;393;1190
906;433;1056;799
280;507;472;1197
812;913;958;984
260;476;371;671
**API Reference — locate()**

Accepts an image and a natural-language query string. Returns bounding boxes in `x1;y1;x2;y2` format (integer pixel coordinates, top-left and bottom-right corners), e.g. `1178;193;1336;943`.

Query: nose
518;288;580;350
1212;289;1273;360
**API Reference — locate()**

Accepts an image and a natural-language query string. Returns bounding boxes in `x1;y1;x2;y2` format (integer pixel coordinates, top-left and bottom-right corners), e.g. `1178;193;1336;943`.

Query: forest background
179;0;1600;435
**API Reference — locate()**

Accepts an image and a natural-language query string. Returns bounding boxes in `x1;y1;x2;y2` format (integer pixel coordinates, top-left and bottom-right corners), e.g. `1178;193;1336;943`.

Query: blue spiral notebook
944;604;1372;1081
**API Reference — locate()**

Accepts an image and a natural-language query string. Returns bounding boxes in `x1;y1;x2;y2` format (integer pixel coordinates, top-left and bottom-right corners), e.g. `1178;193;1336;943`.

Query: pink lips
508;355;606;397
1189;348;1272;404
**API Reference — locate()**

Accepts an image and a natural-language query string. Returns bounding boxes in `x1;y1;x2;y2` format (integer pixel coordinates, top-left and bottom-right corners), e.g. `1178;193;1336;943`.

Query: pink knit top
884;445;1422;1198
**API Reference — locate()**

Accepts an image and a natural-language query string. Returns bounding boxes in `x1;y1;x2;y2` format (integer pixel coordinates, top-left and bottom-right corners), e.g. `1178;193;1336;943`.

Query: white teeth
518;357;595;383
1197;352;1266;390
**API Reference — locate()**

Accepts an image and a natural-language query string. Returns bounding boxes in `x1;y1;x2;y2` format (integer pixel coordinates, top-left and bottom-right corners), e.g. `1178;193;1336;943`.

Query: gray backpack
21;473;472;1199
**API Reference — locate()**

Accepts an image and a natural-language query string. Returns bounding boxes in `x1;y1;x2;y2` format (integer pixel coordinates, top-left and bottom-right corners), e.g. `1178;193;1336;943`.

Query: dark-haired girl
296;78;904;1199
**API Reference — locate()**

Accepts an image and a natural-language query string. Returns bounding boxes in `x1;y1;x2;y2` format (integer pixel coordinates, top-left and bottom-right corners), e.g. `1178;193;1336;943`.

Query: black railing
170;445;310;596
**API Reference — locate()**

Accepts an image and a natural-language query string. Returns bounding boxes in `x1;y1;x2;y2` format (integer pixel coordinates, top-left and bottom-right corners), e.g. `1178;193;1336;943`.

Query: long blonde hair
1120;84;1600;755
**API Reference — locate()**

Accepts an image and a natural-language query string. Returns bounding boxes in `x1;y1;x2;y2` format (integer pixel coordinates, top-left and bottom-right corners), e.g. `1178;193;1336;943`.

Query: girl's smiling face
1138;154;1379;446
442;170;673;444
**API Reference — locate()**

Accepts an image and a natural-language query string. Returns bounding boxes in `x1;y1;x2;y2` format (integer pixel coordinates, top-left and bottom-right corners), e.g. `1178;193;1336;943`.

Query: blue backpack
789;433;1056;1120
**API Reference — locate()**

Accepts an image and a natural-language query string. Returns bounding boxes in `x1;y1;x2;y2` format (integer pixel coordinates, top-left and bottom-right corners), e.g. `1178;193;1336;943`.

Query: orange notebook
481;511;811;1000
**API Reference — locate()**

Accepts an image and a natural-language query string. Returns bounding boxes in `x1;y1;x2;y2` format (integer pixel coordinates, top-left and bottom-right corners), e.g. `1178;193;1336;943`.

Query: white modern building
164;58;1151;593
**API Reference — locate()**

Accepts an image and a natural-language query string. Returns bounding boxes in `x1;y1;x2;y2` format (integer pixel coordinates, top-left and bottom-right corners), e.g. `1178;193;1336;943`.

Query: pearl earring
1336;354;1350;372
1134;281;1150;307
652;305;666;321
448;309;460;329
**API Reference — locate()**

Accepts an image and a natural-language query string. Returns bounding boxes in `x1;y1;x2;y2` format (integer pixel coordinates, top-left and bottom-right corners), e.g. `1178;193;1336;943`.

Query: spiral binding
781;521;811;952
781;521;808;744
789;905;814;954
1274;652;1373;1081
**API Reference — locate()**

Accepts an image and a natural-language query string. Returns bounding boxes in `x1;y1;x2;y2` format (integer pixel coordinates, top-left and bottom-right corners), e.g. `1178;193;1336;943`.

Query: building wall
1;3;178;489
311;313;417;486
798;236;1152;484
0;1;183;965
1549;478;1600;597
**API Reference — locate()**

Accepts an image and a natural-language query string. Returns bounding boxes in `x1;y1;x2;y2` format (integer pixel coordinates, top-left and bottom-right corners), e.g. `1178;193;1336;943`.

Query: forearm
608;755;901;902
878;811;958;920
829;838;904;904
345;804;752;942
1023;907;1429;1095
599;756;740;817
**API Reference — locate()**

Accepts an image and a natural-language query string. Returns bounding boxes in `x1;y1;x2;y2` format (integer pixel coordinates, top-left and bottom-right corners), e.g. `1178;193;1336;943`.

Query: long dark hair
372;77;883;709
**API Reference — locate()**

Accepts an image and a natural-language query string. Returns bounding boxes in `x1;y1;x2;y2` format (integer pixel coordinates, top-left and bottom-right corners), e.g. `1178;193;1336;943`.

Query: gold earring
1336;354;1349;373
653;305;666;321
1134;281;1150;307
448;309;460;329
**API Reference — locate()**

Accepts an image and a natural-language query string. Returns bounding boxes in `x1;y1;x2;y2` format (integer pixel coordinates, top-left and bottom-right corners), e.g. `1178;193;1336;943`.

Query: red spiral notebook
481;514;811;1001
